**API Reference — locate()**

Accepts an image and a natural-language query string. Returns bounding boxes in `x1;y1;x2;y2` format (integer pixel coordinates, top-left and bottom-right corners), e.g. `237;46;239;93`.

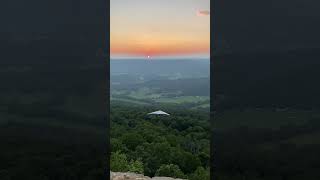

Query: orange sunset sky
110;0;210;59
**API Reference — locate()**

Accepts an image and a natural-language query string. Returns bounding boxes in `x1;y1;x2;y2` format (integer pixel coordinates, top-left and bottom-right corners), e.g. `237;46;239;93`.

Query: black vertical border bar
101;0;110;178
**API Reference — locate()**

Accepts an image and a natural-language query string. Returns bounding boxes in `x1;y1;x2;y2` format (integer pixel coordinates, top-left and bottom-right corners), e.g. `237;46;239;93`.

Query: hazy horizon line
110;54;210;60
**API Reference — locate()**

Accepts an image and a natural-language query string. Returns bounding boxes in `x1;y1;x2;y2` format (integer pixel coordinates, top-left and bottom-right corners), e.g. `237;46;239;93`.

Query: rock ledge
110;172;186;180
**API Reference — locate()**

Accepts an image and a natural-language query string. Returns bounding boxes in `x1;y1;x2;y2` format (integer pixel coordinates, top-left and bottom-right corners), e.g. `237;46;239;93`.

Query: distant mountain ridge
111;59;210;78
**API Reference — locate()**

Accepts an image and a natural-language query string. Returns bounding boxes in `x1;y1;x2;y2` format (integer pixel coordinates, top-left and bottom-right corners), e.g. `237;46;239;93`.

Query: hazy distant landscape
111;59;210;110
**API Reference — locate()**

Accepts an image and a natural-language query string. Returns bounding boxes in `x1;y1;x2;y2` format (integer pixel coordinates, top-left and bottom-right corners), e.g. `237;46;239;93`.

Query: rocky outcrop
110;172;187;180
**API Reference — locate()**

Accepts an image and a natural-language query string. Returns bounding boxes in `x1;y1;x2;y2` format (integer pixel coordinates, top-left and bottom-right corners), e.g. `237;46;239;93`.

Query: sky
110;0;210;59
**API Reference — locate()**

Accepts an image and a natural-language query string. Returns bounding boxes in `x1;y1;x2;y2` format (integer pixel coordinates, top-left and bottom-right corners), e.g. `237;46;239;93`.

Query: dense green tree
189;167;210;180
180;152;202;174
110;138;125;152
198;152;210;167
110;151;128;172
121;133;144;150
128;159;144;174
155;164;186;179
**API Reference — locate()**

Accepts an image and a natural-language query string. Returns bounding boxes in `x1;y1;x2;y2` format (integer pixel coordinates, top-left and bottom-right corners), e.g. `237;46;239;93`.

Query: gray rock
110;172;187;180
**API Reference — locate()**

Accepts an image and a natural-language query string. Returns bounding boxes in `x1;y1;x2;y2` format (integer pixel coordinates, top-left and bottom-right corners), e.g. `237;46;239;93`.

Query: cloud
196;10;210;16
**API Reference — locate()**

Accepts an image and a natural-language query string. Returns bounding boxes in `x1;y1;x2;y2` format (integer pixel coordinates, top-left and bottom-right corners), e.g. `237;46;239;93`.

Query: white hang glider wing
147;110;170;116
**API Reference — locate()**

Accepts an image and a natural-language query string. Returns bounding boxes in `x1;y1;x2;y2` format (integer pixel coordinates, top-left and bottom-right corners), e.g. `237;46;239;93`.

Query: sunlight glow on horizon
110;0;210;58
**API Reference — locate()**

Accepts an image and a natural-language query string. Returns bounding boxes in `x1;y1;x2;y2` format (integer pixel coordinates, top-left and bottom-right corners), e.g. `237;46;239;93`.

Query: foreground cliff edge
111;172;187;180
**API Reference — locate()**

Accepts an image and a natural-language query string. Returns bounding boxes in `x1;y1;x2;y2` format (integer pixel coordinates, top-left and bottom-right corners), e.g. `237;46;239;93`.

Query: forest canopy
110;103;210;179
